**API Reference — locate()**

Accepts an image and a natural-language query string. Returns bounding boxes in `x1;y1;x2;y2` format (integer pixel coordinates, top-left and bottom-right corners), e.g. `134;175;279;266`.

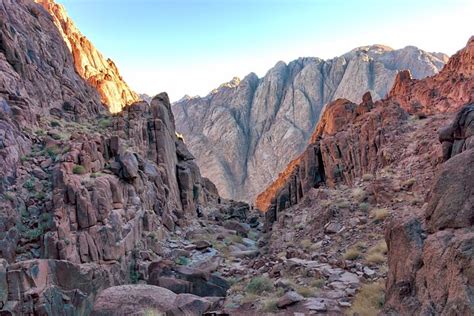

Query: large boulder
147;261;230;297
91;284;221;316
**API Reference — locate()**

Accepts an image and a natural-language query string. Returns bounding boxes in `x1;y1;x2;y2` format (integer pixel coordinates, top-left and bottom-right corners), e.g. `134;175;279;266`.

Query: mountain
35;0;139;113
256;37;473;314
173;46;448;202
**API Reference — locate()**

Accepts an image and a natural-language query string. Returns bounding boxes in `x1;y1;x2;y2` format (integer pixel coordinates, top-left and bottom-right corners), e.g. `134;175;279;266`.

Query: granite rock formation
256;37;473;314
173;46;447;202
35;0;139;113
256;37;473;221
0;0;240;313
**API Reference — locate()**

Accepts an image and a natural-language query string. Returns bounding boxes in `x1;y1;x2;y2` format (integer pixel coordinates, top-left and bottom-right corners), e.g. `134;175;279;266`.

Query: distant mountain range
172;45;448;201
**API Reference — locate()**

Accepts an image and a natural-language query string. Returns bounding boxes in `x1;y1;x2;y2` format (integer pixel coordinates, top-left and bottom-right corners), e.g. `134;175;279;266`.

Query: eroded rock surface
257;37;473;225
385;105;474;315
35;0;139;113
173;46;447;202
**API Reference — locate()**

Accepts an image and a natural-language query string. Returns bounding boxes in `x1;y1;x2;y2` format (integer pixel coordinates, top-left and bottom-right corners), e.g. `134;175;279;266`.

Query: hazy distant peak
176;94;200;103
349;44;394;54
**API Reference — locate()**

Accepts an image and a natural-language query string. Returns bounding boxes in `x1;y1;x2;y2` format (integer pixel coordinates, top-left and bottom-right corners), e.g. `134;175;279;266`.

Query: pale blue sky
57;0;473;101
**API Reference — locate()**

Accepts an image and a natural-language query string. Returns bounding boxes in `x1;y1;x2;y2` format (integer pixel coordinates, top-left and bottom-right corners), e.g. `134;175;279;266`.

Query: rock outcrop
256;37;473;314
389;37;474;114
0;1;232;313
257;37;473;225
34;0;139;113
173;46;447;202
385;104;474;315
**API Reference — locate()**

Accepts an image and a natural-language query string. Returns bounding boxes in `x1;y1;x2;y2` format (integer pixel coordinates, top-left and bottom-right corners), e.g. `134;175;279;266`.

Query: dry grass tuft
370;208;390;222
352;187;367;202
349;281;385;315
365;241;388;265
344;247;361;260
260;298;278;312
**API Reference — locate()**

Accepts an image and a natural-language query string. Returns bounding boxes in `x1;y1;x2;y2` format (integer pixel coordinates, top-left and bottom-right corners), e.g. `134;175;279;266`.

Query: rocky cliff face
0;1;244;314
256;37;473;218
173;46;447;202
35;0;139;113
256;37;473;314
385;104;473;315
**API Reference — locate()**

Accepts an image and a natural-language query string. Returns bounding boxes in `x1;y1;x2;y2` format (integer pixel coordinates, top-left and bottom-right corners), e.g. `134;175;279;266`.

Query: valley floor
157;112;452;315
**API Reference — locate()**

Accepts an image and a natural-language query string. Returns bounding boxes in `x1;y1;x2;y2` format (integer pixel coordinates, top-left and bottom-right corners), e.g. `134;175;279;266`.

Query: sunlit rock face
173;46;447;202
35;0;139;113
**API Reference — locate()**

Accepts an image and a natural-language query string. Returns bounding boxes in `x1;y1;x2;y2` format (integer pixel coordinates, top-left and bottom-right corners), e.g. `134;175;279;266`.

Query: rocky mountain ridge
255;36;473;314
35;0;140;113
173;45;448;202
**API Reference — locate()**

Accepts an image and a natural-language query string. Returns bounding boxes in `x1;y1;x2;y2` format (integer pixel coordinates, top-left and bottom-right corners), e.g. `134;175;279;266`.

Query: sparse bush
241;293;259;304
371;208;390;222
296;286;317;297
352;187;367;202
349;281;385;315
50;120;61;128
98;117;112;129
175;256;190;266
344;248;361;260
24;178;35;191
245;277;273;295
300;239;313;249
35;191;46;200
72;165;86;175
261;298;278;312
366;241;388;265
366;253;385;264
46;145;61;158
90;172;104;178
310;278;325;288
335;199;351;209
358;202;370;212
3;192;15;202
402;178;416;189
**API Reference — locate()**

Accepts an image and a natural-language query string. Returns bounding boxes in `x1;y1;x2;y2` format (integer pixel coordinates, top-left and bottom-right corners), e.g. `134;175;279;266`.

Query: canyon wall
0;0;224;313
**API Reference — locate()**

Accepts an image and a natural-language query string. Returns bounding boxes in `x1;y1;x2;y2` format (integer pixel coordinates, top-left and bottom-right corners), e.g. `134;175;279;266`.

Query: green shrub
175;256;190;266
46;145;61;158
50;120;61;128
24;178;35;191
359;202;370;212
72;165;86;175
98;117;112;129
3;192;15;202
245;277;273;295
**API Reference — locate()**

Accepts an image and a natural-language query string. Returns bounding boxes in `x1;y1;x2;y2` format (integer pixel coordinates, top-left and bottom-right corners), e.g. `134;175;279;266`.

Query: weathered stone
277;291;304;308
